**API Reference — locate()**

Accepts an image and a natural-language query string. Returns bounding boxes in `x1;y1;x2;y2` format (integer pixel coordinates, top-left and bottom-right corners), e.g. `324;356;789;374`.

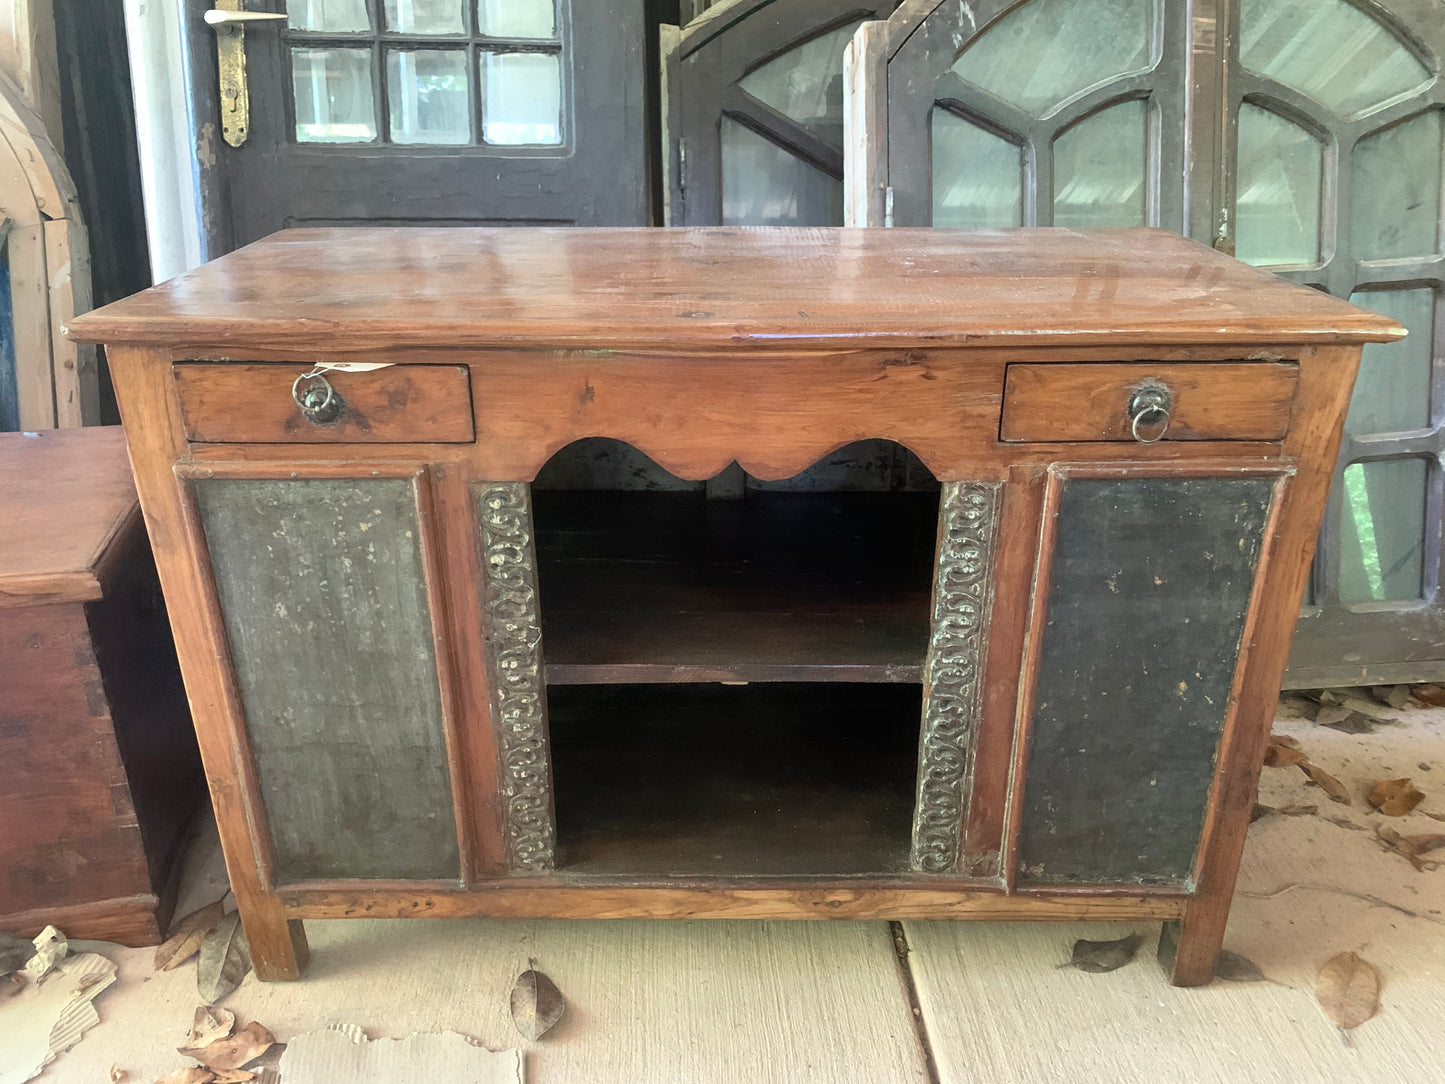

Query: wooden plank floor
47;705;1445;1083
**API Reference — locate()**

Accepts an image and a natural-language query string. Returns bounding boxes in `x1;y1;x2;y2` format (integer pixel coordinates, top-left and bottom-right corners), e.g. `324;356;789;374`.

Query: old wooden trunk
0;427;204;945
66;227;1402;984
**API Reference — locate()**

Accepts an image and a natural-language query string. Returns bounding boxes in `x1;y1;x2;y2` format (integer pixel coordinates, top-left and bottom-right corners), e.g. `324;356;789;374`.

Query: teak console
69;227;1403;986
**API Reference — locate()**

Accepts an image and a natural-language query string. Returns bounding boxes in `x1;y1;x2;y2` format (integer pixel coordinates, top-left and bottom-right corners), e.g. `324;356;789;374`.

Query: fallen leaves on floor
1214;950;1266;983
0;933;34;978
1264;734;1308;767
1065;933;1142;974
1315;951;1381;1031
196;914;251;1004
1319;710;1393;735
1367;778;1426;816
1300;762;1352;804
1411;683;1445;707
154;1006;275;1084
154;899;227;972
509;968;566;1040
1374;824;1445;872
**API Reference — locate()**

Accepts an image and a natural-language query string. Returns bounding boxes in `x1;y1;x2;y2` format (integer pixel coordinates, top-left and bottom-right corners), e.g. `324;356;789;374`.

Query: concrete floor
30;699;1445;1083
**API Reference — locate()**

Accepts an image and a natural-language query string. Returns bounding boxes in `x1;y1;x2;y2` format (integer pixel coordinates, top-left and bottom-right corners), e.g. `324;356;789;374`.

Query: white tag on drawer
309;362;397;373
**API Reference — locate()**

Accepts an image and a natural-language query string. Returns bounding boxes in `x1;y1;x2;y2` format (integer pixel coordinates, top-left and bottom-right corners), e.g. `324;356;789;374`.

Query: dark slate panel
1017;475;1277;886
196;477;459;882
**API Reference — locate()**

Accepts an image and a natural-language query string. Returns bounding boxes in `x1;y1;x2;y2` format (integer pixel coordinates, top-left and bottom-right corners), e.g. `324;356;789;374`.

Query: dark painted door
197;0;648;249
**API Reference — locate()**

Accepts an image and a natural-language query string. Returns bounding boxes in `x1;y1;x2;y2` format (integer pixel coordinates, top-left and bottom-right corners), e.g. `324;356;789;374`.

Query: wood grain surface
66;227;1404;351
0;427;137;606
1000;361;1299;441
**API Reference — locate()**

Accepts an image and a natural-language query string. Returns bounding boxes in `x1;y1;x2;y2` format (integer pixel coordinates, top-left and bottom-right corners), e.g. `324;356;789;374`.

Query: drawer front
1000;362;1298;443
174;363;475;444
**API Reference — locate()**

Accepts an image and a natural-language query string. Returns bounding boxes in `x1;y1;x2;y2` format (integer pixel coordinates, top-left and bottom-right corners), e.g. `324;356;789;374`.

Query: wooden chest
0;427;204;946
67;227;1402;984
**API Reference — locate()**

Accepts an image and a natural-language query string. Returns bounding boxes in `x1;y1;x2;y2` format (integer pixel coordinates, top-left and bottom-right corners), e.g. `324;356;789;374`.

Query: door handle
205;8;288;26
207;3;288;149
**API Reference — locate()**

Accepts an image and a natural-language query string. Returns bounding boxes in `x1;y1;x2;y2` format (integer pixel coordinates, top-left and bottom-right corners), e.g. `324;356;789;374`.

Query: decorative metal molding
911;481;1002;874
477;482;556;872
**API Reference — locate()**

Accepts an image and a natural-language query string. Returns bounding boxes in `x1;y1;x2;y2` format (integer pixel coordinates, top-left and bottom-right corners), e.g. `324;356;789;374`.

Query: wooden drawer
999;362;1298;442
174;362;475;444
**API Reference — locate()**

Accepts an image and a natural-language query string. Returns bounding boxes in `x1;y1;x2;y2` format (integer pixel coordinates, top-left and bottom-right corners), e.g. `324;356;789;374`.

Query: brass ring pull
1128;379;1173;444
292;367;343;424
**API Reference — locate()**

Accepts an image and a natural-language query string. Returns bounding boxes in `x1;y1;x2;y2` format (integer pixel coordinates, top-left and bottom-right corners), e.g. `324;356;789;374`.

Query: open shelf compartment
533;488;941;684
549;683;922;876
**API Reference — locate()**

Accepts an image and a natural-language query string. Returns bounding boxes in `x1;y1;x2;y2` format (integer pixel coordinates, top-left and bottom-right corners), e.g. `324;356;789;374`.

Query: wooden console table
69;227;1401;986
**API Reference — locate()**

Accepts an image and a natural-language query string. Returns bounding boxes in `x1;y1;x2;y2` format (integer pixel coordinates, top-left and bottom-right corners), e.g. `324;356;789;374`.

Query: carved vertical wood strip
911;481;1002;874
476;482;557;872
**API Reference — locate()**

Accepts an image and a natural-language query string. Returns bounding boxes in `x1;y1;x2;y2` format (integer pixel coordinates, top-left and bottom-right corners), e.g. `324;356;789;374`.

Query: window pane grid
287;0;563;147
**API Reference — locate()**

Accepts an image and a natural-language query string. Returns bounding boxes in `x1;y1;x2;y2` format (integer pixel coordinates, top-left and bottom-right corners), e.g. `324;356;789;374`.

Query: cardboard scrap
0;952;117;1084
276;1025;521;1084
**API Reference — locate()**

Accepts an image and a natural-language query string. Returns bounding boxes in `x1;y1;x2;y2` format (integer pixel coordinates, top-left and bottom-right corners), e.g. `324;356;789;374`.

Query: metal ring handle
1128;380;1172;444
292;368;341;424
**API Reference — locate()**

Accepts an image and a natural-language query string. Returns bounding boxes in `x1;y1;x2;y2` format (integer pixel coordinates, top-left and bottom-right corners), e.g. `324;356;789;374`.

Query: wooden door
1217;0;1445;687
666;0;898;225
859;0;1445;686
878;0;1191;231
194;0;648;248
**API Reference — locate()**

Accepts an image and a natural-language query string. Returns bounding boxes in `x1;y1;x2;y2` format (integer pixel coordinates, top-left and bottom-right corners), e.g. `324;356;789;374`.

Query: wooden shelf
549;683;921;876
534;490;939;684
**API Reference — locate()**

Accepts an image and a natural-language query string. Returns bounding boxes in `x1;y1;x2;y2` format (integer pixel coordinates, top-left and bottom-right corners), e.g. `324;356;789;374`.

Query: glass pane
481;52;561;144
951;0;1152;115
1352;112;1442;261
289;0;370;32
1339;458;1427;603
293;48;377;144
1346;289;1434;434
1239;0;1430;117
720;115;842;226
1235;103;1321;266
1052;99;1148;228
388;50;470;145
738;20;864;149
478;0;556;38
384;0;465;33
932;108;1021;229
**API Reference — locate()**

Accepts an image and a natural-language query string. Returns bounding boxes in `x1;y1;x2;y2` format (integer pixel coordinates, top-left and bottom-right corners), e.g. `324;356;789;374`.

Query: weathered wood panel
1017;474;1277;886
196;477;459;882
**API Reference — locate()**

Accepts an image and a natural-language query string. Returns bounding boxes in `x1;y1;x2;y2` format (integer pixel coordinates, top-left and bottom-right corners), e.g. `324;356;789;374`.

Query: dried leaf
1067;932;1142;974
509;968;566;1040
1300;763;1351;804
1374;824;1445;871
1371;684;1413;710
1321;711;1392;735
153;1070;216;1084
1427;811;1445;823
181;1006;236;1050
1264;734;1308;767
1253;803;1318;822
196;914;251;1005
1316;951;1381;1030
181;1020;275;1072
109;1067;128;1083
1412;683;1445;707
1366;778;1425;817
1300;689;1345;706
1215;950;1266;983
0;930;35;976
1326;815;1368;832
155;900;227;972
210;1072;257;1083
